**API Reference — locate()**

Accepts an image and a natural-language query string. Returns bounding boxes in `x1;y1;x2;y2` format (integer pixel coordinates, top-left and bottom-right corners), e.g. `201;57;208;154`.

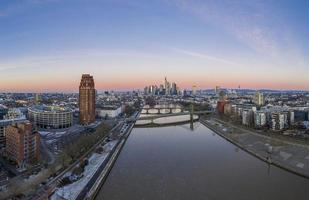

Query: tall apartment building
254;111;267;128
217;100;226;115
192;85;197;96
254;92;265;106
79;74;96;125
6;122;40;168
215;86;221;95
271;112;286;131
223;103;232;116
0;108;27;153
242;109;254;127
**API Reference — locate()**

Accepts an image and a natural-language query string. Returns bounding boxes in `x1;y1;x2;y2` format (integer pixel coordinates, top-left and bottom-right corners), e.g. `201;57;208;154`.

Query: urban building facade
271;112;286;131
28;105;73;129
217;100;226;114
242;109;254;126
0;109;27;152
144;77;180;96
215;86;221;95
254;111;267;128
79;74;96;125
254;92;265;106
6;122;40;168
97;106;123;118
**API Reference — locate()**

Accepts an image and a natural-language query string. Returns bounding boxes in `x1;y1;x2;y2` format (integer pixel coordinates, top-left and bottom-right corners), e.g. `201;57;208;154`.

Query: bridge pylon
189;104;194;130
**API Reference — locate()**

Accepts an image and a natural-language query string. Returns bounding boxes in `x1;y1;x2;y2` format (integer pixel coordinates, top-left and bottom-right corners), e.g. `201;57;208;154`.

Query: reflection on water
96;122;309;200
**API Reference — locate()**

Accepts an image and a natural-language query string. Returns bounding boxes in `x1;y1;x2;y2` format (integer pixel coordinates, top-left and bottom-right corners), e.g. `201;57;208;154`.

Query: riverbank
46;121;134;200
200;118;309;179
86;122;135;200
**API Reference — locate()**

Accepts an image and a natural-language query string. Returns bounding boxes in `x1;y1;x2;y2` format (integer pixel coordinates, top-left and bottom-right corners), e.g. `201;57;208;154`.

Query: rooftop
29;104;73;113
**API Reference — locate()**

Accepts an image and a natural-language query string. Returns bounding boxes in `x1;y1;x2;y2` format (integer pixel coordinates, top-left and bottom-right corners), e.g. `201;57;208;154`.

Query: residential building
271;112;286;131
217;100;226;114
28;105;73;129
6;122;40;168
254;111;267;128
97;106;123;118
254;92;265;106
242;109;254;127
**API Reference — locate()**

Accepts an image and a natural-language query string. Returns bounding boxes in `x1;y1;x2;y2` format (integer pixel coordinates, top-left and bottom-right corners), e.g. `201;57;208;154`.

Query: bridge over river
126;110;213;122
141;106;184;114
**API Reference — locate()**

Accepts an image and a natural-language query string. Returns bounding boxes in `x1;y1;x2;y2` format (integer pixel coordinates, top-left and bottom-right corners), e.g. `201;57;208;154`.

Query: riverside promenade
200;118;309;178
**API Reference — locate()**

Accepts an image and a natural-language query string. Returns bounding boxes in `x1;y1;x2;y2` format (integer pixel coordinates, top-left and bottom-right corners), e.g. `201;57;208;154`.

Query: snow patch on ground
39;131;66;137
50;140;118;200
39;131;51;136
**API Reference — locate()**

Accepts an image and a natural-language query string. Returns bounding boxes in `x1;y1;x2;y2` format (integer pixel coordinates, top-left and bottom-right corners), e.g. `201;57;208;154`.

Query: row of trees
2;123;112;199
124;99;142;117
59;123;112;168
178;102;212;112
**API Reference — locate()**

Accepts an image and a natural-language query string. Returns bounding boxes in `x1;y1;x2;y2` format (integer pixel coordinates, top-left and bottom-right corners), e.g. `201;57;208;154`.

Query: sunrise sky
0;0;308;92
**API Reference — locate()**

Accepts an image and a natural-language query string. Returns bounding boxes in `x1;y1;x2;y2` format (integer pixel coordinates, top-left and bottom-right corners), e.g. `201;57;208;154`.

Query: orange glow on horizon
1;77;308;92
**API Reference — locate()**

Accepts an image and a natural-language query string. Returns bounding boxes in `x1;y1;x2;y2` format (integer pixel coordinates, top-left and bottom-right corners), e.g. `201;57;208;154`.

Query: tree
145;96;156;107
124;105;135;116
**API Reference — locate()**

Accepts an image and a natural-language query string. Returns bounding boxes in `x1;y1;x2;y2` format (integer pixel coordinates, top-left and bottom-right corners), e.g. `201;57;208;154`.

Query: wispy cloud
171;48;238;66
168;0;277;53
167;0;305;67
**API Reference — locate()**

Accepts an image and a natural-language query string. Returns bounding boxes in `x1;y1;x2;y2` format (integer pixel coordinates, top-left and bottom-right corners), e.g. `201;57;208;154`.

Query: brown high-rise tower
79;74;96;125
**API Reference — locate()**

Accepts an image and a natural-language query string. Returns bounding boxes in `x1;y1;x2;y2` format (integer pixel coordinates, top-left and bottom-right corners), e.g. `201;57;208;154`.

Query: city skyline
1;0;309;92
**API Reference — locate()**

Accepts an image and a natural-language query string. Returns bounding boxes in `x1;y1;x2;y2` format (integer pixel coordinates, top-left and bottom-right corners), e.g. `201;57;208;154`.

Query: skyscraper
172;82;177;95
164;77;168;91
254;91;265;106
192;85;197;96
164;77;170;95
79;74;96;125
35;93;41;104
215;86;221;95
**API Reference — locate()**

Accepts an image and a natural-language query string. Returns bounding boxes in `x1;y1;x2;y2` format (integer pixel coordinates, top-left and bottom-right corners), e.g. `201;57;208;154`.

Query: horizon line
1;88;309;94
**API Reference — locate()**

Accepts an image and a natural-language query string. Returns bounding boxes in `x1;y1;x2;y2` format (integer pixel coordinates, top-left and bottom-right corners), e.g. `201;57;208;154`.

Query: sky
0;0;308;92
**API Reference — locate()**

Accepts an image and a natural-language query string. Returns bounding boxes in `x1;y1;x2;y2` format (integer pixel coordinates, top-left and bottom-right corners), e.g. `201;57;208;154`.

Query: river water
96;122;309;200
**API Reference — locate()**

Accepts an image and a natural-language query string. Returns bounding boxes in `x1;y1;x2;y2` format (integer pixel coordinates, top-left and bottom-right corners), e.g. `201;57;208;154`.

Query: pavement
45;120;131;200
201;117;309;178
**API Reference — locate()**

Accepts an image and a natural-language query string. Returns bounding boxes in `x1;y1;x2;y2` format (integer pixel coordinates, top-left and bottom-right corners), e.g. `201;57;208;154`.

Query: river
96;121;309;200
